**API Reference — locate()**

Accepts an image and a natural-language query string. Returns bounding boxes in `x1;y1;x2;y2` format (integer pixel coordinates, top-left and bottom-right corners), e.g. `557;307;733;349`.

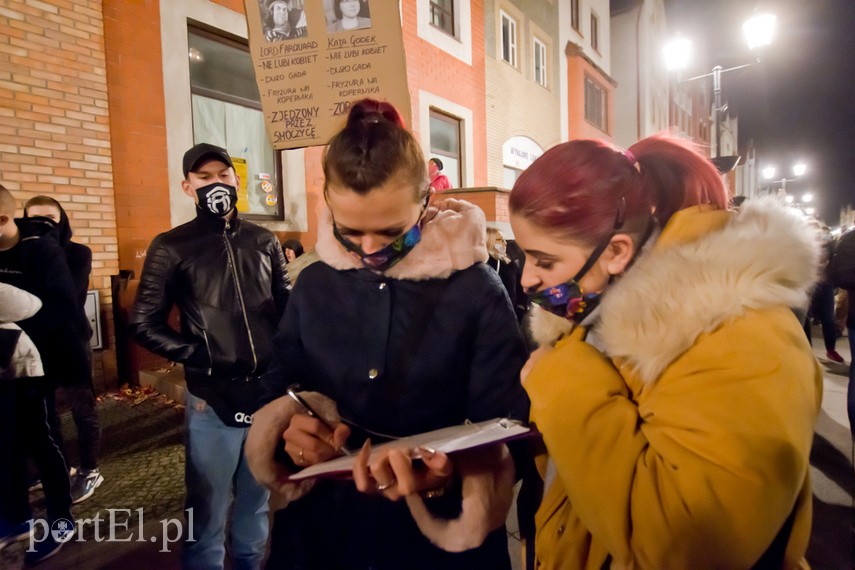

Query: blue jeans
184;392;269;570
848;328;855;438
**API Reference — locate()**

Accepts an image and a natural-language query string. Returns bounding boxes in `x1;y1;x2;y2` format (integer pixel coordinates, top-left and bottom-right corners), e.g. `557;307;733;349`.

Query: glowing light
664;37;692;72
743;13;776;50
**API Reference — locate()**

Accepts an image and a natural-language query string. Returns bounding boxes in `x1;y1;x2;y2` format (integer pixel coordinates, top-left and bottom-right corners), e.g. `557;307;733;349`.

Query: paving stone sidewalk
0;389;186;569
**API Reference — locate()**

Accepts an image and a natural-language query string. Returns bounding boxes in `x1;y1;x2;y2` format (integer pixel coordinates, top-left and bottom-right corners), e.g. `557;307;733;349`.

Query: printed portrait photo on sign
325;0;372;33
262;0;308;42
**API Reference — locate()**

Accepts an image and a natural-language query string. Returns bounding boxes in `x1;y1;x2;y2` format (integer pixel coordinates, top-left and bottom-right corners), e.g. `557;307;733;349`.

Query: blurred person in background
803;222;844;363
830;227;855;437
23;196;103;504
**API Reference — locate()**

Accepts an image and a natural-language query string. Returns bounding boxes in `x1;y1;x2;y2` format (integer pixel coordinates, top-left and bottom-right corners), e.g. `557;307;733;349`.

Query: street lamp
664;12;777;158
762;162;810;207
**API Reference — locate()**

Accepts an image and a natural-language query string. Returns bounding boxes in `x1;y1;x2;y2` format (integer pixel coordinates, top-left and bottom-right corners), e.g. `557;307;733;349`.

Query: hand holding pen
282;385;352;467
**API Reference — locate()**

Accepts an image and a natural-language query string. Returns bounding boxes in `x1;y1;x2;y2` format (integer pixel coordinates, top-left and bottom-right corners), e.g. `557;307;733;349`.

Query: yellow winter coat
525;199;823;569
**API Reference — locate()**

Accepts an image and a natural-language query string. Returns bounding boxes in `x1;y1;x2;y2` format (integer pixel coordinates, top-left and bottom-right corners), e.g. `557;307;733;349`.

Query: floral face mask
527;197;628;324
528;273;602;323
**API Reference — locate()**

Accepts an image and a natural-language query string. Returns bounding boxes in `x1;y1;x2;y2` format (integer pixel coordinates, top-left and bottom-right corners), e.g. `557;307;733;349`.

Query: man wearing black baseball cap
131;142;289;569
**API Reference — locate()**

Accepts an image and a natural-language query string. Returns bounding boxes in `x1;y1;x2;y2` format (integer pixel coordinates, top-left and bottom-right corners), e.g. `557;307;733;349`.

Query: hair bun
347;98;406;129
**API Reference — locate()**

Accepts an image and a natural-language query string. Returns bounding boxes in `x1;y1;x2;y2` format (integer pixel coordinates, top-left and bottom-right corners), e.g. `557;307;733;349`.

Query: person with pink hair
505;135;823;568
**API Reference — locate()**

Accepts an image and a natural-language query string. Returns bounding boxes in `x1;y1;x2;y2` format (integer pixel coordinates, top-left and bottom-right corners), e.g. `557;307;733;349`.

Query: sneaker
24;523;75;565
70;469;104;504
0;522;33;552
826;350;845;363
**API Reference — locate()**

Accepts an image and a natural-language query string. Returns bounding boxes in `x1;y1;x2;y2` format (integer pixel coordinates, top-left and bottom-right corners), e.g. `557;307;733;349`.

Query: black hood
20;199;73;246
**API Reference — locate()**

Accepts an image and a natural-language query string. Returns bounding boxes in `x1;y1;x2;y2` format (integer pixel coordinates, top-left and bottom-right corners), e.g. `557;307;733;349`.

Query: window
584;75;607;132
570;0;580;32
500;11;517;67
429;0;454;36
188;27;283;220
533;38;547;87
590;13;599;52
429;110;461;188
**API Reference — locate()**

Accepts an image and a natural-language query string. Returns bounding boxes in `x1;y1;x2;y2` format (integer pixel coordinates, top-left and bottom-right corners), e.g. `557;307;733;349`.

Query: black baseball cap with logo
182;143;234;178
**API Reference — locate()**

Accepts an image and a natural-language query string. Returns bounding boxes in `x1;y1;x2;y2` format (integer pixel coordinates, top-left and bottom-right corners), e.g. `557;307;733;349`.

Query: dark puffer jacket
261;199;529;570
129;211;289;393
831;228;855;327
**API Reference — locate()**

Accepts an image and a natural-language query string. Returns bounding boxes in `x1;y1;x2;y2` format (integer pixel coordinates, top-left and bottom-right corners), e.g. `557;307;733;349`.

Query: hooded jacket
0;225;89;386
258;198;529;569
130;211;289;400
21;204;93;337
525;198;822;569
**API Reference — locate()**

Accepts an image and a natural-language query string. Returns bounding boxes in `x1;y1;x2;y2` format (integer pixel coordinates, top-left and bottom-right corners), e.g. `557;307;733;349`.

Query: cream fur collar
314;198;488;280
530;197;821;384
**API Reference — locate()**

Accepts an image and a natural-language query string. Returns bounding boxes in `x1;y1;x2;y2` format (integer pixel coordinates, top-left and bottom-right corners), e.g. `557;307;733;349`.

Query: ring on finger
376;480;395;492
297;448;305;464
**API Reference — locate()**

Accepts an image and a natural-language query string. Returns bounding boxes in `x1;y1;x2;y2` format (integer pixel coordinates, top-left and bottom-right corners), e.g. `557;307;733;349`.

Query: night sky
663;0;855;224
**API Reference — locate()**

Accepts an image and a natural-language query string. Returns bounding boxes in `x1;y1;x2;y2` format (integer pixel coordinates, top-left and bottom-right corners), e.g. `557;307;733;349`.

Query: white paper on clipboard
288;418;531;481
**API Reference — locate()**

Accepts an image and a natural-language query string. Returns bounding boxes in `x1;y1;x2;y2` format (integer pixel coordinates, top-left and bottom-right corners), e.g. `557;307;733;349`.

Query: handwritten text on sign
244;0;411;150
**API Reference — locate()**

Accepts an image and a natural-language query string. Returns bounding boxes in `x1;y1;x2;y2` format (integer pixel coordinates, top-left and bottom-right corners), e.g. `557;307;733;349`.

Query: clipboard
288;418;532;481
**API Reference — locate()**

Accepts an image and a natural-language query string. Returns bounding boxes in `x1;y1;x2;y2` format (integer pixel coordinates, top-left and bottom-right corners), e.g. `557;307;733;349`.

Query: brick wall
0;0;120;392
101;0;173;377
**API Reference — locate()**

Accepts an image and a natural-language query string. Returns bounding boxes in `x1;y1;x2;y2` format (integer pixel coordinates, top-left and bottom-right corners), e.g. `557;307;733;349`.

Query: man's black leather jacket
129;211;289;387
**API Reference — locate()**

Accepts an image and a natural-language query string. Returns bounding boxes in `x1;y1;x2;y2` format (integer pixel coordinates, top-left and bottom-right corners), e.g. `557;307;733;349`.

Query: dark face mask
195;182;238;217
527;198;629;324
333;220;423;273
331;192;429;273
527;269;603;323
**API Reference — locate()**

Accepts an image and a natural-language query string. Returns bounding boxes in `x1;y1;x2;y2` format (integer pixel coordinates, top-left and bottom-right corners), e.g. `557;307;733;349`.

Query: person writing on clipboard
246;99;529;569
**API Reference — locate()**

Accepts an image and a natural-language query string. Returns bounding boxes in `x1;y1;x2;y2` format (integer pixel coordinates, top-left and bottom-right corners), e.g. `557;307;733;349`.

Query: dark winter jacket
0;231;90;386
21;205;93;337
830;228;855;326
261;199;529;570
130;210;289;397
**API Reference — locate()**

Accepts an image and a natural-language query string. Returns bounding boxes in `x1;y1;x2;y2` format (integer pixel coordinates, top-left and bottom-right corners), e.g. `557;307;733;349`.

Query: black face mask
194;182;238;217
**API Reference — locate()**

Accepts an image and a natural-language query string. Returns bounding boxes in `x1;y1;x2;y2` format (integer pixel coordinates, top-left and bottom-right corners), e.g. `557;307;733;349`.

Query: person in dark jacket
22;196;103;504
129;143;289;570
830;227;855;437
803;225;844;363
246;100;529;570
0;185;78;564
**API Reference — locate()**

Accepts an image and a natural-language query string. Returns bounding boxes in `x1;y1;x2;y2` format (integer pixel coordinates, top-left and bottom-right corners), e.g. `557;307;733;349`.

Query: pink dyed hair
509;134;729;246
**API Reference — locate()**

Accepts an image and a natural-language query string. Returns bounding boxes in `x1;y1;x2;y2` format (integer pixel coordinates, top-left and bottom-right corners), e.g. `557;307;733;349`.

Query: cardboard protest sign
244;0;411;149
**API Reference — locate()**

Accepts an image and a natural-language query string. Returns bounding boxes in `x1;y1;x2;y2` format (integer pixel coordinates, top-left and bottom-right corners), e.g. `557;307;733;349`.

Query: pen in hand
286;385;353;456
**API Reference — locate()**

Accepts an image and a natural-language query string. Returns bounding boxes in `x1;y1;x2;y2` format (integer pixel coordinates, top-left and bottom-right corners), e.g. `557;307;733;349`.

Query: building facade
484;0;561;191
610;0;668;148
562;0;614;142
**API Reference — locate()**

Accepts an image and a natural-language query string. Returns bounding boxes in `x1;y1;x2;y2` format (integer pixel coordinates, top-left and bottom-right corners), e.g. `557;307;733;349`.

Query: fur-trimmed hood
314;198;488;280
531;197;821;384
